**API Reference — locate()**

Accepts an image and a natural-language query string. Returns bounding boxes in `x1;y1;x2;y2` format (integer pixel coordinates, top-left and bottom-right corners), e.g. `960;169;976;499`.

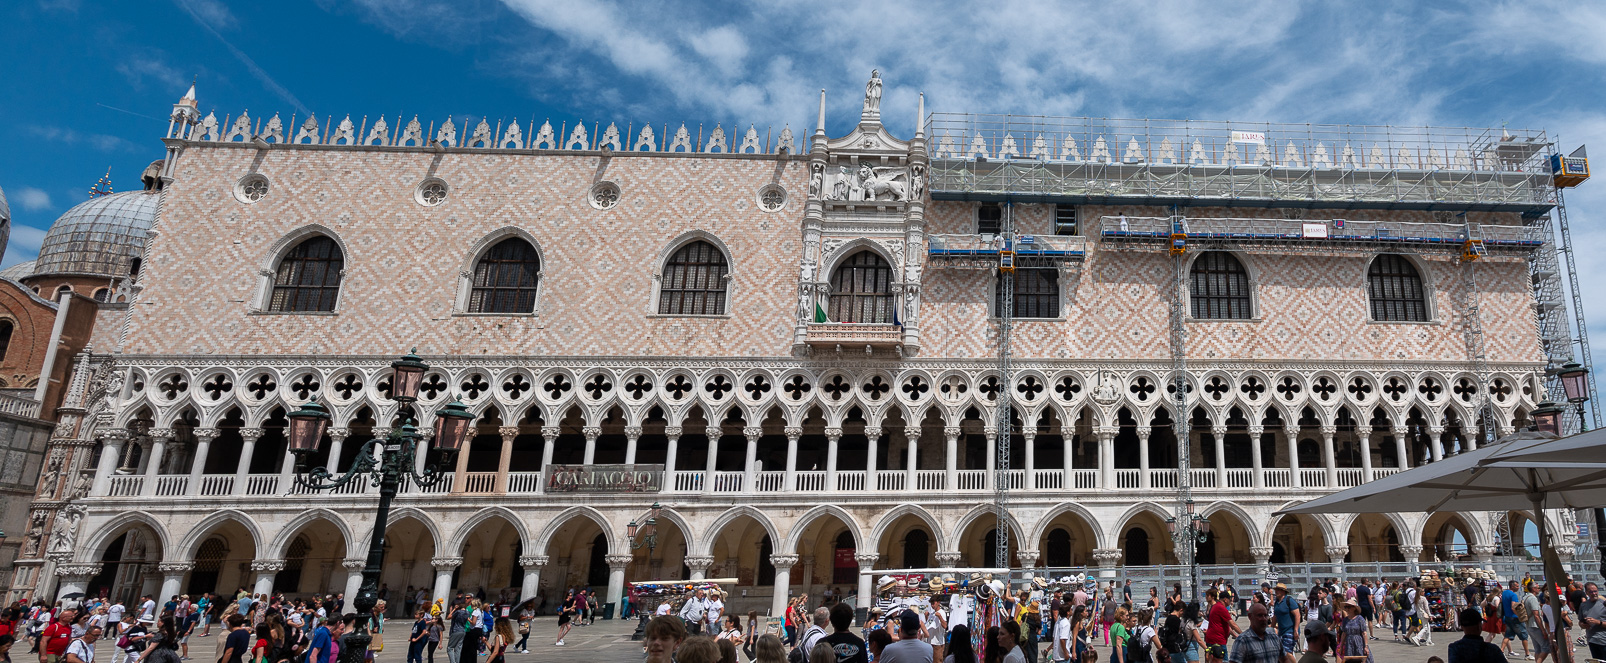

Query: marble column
325;427;350;474
1212;425;1228;487
539;425;560;494
944;426;961;491
93;430;128;496
451;428;473;494
854;553;879;625
1096;427;1116;489
158;562;193;601
784;427;802;492
140;428;174;496
1092;548;1122;580
582;426;601;466
864;426;881;492
1399;545;1424;575
431;557;463;604
1284;425;1301;488
743;426;763;493
1356;426;1374;481
519;555;548;603
825;427;843;492
1023;429;1037;488
904;426;920;491
1320;425;1338;487
1393;427;1410;471
624;425;643;466
703;427;722;494
1250;546;1273;576
1248;425;1265;490
1016;549;1041;572
605;554;633;616
185;428;219;496
1324;545;1350;574
342;558;365;606
1136;427;1151;489
1063;431;1075;488
984;428;997;490
1463;424;1480;452
497;426;518;493
770;554;799;619
684;555;714;582
251;559;286;597
663;426;682;489
1428;427;1444;462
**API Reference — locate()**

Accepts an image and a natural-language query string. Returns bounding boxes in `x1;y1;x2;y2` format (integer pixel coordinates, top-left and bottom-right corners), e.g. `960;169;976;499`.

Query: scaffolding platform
924;114;1557;215
926;233;1085;268
1095;215;1542;253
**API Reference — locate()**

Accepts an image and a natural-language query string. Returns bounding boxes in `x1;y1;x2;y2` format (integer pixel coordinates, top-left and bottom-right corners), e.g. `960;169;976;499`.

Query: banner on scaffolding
1230;131;1266;145
544;464;665;492
1301;223;1329;239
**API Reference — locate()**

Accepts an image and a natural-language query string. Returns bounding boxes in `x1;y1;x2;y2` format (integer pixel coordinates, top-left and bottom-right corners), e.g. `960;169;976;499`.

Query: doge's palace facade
9;74;1582;616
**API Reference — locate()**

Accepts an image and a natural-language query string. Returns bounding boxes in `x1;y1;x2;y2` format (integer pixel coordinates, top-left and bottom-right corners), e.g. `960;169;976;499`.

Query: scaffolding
924;114;1554;214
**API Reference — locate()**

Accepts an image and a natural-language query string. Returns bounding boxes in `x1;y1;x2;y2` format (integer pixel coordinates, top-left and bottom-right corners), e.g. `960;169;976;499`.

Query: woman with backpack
1126;608;1157;663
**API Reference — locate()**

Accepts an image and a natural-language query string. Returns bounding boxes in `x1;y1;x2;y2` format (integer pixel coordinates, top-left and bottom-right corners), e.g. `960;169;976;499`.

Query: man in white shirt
923;596;948;660
1053;604;1073;662
798;608;829;662
138;596;157;622
65;625;101;663
678;589;706;635
105;602;125;637
703;590;725;633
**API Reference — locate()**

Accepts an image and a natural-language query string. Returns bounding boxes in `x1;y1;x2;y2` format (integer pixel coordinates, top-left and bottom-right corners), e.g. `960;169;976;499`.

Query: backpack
1128;626;1154;663
1159;622;1187;655
1514;598;1531;623
1393;590;1407;609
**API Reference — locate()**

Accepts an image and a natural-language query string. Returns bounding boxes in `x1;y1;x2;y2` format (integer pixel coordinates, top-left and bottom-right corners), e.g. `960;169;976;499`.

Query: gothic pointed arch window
268;236;344;312
1367;254;1428;322
0;319;12;362
658;240;729;315
828;250;893;323
469;237;541;313
1189;251;1252;319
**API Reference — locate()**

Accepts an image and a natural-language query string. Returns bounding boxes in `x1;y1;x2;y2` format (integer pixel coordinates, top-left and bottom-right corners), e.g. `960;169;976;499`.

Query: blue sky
4;0;1606;391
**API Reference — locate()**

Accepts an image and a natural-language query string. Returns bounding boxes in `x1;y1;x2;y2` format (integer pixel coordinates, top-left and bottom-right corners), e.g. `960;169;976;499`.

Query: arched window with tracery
1367;254;1427;322
658;240;728;315
1189;251;1252;319
268;236;344;312
828;251;894;323
468;237;541;313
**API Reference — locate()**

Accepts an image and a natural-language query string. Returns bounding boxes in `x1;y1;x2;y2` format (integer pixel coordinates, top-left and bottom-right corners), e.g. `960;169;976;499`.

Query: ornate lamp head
287;398;332;453
390;350;428;403
432;400;475;452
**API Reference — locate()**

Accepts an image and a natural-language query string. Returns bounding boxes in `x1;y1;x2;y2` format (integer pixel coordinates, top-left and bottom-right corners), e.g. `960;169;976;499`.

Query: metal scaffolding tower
1553;188;1600;429
1457;217;1497;446
1168;206;1199;601
995;202;1014;586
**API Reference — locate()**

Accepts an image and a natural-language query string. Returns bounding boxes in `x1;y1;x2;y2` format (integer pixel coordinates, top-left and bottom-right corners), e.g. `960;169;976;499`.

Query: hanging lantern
287;398;332;453
390;350;429;403
432;400;475;451
1533;402;1565;435
1559;362;1590;404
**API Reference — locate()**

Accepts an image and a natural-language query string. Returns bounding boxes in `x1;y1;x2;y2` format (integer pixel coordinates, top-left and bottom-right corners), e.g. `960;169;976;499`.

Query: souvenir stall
627;577;738;640
861;568;1090;653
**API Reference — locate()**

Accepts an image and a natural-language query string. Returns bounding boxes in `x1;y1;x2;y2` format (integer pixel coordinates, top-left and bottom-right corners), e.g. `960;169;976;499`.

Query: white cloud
14;187;52;212
686;26;748;76
172;0;237;31
27;126;136;152
115;54;188;90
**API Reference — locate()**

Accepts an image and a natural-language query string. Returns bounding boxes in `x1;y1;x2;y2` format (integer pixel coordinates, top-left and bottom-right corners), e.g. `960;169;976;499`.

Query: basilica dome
33;188;158;279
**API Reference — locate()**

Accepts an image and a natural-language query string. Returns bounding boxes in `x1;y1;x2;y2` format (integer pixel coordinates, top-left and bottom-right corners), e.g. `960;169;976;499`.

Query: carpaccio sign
543;464;665;492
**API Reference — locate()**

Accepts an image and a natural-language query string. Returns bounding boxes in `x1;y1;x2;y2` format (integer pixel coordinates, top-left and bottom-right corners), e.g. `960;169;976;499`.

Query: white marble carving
739;125;762;154
467;119;493;148
294;116;319;144
436;117;458;147
399;116;424;147
261;114;284;143
669;124;692;152
223;113;252;142
706;125;728;153
598;123;622;151
532;121;556;150
776;126;794;154
499;120;523;149
565;123;589;150
330;115;356;146
365;116;390;146
634;125;657;151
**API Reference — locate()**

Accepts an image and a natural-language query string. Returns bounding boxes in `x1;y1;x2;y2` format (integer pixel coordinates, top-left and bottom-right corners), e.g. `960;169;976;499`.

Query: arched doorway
1125;529;1151;566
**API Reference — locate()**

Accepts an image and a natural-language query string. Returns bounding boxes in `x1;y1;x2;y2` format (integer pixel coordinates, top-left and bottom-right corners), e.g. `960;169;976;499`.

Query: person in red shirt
1203;589;1240;663
38;609;76;663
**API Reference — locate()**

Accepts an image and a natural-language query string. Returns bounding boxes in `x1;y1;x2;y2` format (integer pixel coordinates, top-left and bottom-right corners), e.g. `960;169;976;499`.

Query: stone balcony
804;322;903;349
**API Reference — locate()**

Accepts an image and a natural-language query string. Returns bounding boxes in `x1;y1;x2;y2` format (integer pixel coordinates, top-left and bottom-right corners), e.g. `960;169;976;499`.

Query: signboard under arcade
544;464;665;493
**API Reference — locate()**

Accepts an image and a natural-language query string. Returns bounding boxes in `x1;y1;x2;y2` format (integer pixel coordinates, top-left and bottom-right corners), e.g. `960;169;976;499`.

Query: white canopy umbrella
1280;429;1606;663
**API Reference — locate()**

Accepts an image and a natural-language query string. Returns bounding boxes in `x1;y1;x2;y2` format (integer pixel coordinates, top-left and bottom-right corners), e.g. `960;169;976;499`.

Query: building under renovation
4;72;1597;616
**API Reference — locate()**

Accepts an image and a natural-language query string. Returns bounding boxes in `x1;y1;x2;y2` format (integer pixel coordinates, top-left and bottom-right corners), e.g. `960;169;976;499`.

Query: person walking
1227;603;1286;663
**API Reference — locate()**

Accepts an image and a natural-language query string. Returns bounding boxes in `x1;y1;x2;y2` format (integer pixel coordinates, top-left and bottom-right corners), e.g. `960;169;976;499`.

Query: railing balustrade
507;472;542;493
1149;469;1179;489
198;475;234;496
1225;469;1254;489
755;471;786;492
999;470;1025;490
1336;468;1366;488
1188;468;1217;488
836;471;867;492
915;470;946;491
1033;469;1064;490
796;471;827;491
1073;470;1098;489
154;475;188;496
1263;468;1292;488
106;476;143;497
461;472;498;494
1299;469;1329;487
672;471;703;492
876;471;906;491
246;474;280;495
711;471;744;493
1115;469;1141;489
956;470;988;490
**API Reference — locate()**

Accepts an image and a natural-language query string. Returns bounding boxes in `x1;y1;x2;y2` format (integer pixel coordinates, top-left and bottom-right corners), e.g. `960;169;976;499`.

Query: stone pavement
87;615;1577;663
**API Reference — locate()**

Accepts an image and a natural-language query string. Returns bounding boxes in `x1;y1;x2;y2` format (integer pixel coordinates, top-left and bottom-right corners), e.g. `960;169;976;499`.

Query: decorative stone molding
934;551;962;567
249;560;287;573
431;557;464;570
499;426;520;440
684;555;715;572
1249;546;1274;561
581;427;601;442
770;554;800;570
1092;549;1123;566
191;428;220;442
99;429;130;442
742;426;763;441
864;427;883;440
157;562;196;574
624;426;643;440
1015;550;1041;567
783;427;803;441
518;555;549;568
704;427;723;440
342;558;367;570
1323;546;1350;562
1469;544;1498;560
147;428;176;441
604;554;634;569
854;552;880;568
55;563;103;578
240;428;265;443
1397;545;1424;560
825;427;844;442
663;426;683;439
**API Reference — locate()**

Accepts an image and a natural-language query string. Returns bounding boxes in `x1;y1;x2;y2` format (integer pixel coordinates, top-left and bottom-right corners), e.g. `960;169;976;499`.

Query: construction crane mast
995;202;1015;586
1168;206;1199;601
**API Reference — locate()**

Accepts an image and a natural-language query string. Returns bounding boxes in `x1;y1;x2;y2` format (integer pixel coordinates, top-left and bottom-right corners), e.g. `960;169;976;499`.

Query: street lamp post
1555;361;1602;580
627;503;662;640
286;351;476;663
1166;500;1211;602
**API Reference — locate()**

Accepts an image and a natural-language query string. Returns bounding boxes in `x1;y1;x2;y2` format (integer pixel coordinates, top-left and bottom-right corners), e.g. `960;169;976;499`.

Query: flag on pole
814;302;827;323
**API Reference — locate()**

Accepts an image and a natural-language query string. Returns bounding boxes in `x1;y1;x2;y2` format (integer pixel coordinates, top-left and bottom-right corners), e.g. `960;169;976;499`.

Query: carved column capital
742;426;764;441
147;428;176;441
824;427;844;442
192;428;221;443
783;426;803;441
1283;425;1302;438
943;426;962;441
518;555;549;568
581;426;601;441
1354;425;1372;438
1551;544;1576;561
249;559;287;573
157;562;195;574
342;558;367;570
1015;550;1041;566
863;427;883;440
624;426;644;440
1249;546;1274;560
663;426;683;439
903;426;921;441
99;429;130;442
604;553;634;569
55;563;103;578
853;552;879;568
1247;425;1264;437
1319;425;1337;438
499;426;521;440
933;552;962;567
1211;425;1228;438
1323;546;1350;562
1134;426;1151;440
1397;545;1424;558
541;425;561;440
1091;549;1123;566
431;556;464;570
1094;426;1118;440
704;427;723;440
769;554;800;570
683;555;715;572
239;427;265;443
